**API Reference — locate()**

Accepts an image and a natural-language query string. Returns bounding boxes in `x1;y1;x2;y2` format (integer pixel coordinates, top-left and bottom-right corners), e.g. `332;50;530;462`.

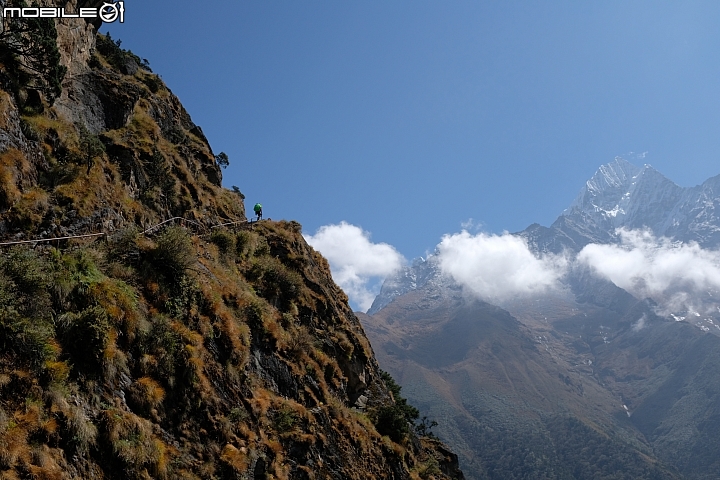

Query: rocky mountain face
0;5;463;479
523;157;720;253
363;159;720;479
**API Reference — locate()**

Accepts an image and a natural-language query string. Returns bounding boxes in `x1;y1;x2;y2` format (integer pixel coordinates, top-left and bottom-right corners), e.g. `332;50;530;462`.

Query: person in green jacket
253;203;263;221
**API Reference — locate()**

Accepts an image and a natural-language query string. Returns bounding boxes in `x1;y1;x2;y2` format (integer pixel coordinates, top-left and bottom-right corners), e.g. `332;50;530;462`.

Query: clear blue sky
104;1;720;260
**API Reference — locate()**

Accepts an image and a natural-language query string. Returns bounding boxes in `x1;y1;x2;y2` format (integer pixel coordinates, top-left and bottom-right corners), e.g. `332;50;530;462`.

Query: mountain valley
361;158;720;479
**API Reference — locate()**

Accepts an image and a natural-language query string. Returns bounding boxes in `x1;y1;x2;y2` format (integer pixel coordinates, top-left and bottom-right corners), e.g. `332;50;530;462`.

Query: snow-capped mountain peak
370;159;720;314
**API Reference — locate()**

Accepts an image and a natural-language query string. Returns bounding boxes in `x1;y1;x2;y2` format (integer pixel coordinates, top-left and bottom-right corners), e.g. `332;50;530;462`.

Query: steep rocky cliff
0;4;463;478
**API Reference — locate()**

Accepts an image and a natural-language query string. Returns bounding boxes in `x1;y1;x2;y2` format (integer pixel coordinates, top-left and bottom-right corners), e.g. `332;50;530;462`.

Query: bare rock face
0;92;47;231
51;0;102;125
49;0;225;187
55;0;98;75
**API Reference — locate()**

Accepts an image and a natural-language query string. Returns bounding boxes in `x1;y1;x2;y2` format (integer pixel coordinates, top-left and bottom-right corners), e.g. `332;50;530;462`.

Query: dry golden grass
43;360;70;385
11;188;49;227
286;324;315;360
250;388;274;418
20;113;73;140
63;405;97;453
332;330;355;359
270;453;290;480
266;439;283;455
90;277;142;338
28;445;63;480
220;443;249;473
0;470;20;480
263;314;290;348
0;148;25;208
53;161;131;219
213;307;250;366
104;408;167;473
180;341;212;398
237;422;257;443
135;377;166;408
152;438;169;480
0;421;29;468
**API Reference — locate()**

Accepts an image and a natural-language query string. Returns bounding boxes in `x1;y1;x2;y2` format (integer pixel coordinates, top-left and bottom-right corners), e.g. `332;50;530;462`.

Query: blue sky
103;1;720;309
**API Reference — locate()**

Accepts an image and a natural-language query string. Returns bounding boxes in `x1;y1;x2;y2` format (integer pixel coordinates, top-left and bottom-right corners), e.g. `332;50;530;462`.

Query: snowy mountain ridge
558;156;720;247
367;255;460;314
370;157;720;315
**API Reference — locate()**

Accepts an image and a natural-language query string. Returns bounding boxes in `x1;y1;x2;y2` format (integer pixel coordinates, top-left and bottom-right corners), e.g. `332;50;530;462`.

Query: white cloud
632;314;647;332
577;229;720;315
460;218;484;232
304;222;405;312
436;231;568;302
305;222;720;319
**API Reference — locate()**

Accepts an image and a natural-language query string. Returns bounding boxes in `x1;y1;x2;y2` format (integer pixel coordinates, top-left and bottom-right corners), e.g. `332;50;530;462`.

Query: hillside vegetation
0;10;463;480
0;222;460;479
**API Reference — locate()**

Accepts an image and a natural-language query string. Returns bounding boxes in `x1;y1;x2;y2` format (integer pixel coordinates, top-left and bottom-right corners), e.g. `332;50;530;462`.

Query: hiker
254;203;263;221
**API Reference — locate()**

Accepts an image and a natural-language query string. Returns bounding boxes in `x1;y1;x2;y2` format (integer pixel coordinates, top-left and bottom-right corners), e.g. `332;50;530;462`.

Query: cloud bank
304;222;405;312
307;222;720;319
438;227;720;315
436;231;567;302
577;229;720;315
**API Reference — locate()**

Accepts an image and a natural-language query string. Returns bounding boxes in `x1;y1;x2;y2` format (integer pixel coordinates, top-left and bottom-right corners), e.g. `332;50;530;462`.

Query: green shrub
164;274;198;318
214;152;229;169
61;248;104;307
247;256;303;310
415;416;438;437
272;406;298;433
418;457;441;479
106;226;141;265
0;247;49;295
104;409;165;475
95;32;147;74
0;311;55;370
0;7;66;102
371;370;420;442
141;150;177;209
0;247;52;318
140;74;162;93
138;315;183;381
148;226;195;279
231;185;245;199
210;229;236;258
242;299;266;334
169;126;188;144
19;117;40;141
235;231;251;257
236;230;267;258
78;125;105;173
228;407;249;424
57;306;112;375
373;405;411;443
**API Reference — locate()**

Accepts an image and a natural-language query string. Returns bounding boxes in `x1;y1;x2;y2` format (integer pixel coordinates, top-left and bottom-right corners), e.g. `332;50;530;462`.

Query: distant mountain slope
361;281;689;480
363;158;720;479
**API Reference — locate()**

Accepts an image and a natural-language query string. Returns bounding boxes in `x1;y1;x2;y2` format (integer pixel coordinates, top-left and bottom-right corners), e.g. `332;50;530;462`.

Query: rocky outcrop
1;7;234;238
